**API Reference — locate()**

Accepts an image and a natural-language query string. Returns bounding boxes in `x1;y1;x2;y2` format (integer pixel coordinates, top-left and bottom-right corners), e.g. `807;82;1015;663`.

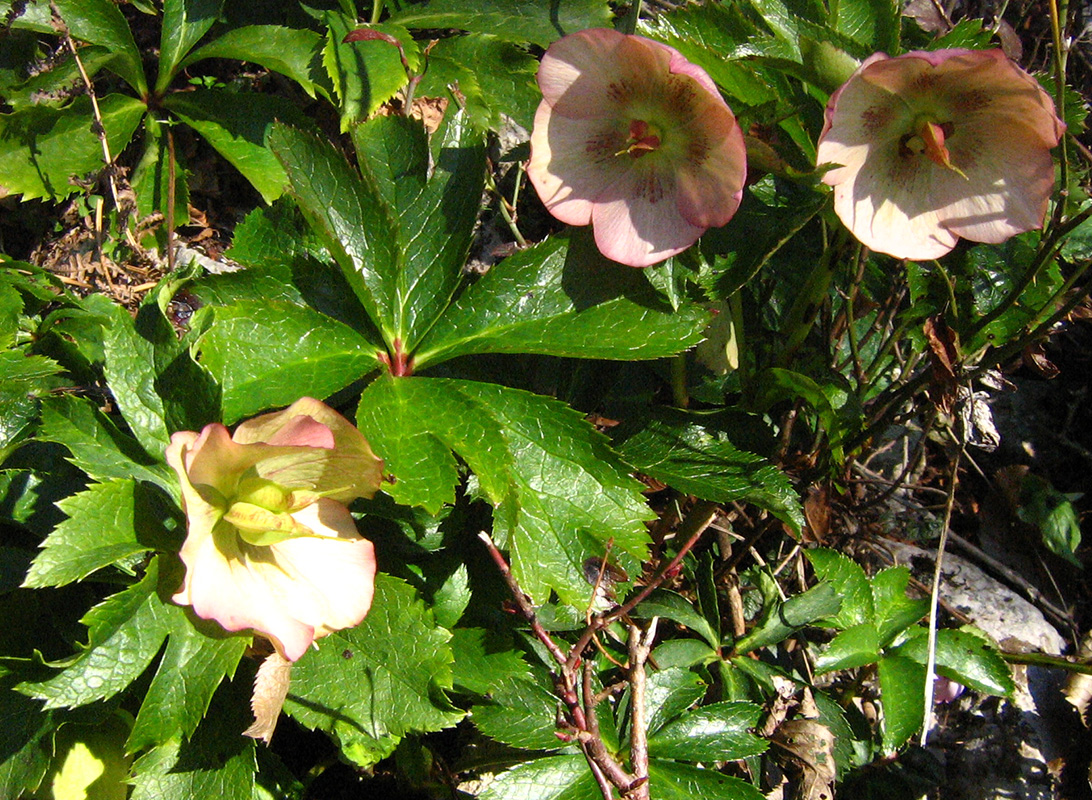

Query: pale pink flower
817;49;1064;260
168;398;384;662
528;28;747;267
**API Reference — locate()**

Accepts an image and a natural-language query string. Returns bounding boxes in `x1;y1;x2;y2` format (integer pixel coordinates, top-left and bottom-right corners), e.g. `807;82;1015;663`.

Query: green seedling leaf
196;301;380;424
479;754;599;800
22;479;178;588
286;574;463;770
734;581;841;654
165;89;315;203
814;622;880;674
357;376;652;604
52;0;146;94
893;629;1014;697
0;94;145;201
156;0;223;93
635;590;720;650
414;236;709;369
391;0;612;47
647;760;766;800
37;394;174;493
614;413;804;533
806;548;873;628
268;122;399;337
871;566;928;645
350;107;485;350
648;701;767;761
182;25;326;98
877;654;926;754
1017;472;1083;566
19;558;171;709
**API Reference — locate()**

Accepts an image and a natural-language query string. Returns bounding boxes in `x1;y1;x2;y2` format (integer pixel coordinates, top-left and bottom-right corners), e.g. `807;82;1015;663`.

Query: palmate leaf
413;236;709;369
322;15;414;127
51;0;146;94
356;376;653;604
181;25;327;98
285;574;463;769
390;0;613;47
350;107;485;351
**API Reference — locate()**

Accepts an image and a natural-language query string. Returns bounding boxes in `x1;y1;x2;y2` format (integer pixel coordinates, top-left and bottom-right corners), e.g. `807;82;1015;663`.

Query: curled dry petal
168;398;383;662
528;28;746;267
817;49;1063;260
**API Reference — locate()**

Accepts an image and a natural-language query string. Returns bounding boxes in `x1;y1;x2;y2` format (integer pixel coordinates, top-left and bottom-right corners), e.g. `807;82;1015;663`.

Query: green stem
622;0;642;35
1001;650;1092;676
370;0;384;24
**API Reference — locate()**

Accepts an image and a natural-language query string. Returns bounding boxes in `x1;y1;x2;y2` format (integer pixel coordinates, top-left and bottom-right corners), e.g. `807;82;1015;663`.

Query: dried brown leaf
243;650;293;744
771;719;836;800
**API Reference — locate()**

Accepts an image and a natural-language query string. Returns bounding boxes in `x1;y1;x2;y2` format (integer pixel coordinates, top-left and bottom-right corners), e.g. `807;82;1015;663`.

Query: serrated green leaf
37;394;174;493
350;107;485;350
197;300;380;424
52;0;146;93
871;567;928;646
832;0;900;52
433;566;471;629
893;629;1014;697
0;94;145;201
323;15;413;126
634;590;719;650
0;350;63;455
357;377;653;604
472;666;562;751
650;639;716;670
222;199;328;269
23;479;178;588
648;701;767;761
614;413;804;533
156;0;223;93
814;622;880;674
449;628;533;696
648;759;766;800
0;674;53;800
734;581;841;655
268;122;400;336
19;558;172;709
285;574;463;769
0;279;22;349
641;667;707;737
414;236;710;369
876;654;925;754
479;754;598;800
104;302;217;457
164;89;315;203
414;34;540;131
182;25;326;98
391;0;612;47
128;607;248;752
130;675;257;800
1017;473;1083;566
806;548;873;628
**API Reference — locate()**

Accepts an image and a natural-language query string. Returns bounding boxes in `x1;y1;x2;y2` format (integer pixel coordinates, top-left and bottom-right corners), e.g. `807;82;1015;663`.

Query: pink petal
673;89;747;228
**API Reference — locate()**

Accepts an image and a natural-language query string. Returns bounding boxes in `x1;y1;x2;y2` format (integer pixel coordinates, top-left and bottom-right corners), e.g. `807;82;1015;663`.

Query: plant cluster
1;0;1089;799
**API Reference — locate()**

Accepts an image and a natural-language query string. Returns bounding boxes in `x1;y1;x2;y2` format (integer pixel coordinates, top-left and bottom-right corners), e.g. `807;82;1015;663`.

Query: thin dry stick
625;619;657;800
52;4;140;252
920;445;961;746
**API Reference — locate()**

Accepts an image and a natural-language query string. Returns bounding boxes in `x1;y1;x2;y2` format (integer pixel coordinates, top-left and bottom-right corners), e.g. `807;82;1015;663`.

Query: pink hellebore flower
528;28;747;267
817;49;1064;260
167;398;384;662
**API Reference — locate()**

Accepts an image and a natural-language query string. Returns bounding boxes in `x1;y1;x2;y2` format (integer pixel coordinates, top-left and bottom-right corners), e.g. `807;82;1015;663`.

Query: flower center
616;119;662;159
900;117;967;179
